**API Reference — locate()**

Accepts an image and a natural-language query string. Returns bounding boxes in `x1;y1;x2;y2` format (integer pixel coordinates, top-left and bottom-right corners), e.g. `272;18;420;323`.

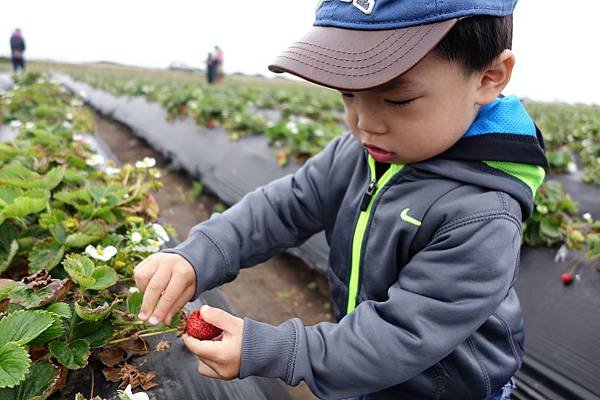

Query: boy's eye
340;92;354;98
385;98;417;107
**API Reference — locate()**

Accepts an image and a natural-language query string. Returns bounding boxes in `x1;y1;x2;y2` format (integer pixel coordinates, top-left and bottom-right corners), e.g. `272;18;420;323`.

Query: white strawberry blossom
86;154;105;167
583;212;593;223
105;166;121;176
9;120;22;128
131;232;143;244
135;157;156;169
134;239;161;253
25;122;36;130
536;205;548;215
128;287;139;294
118;384;149;400
554;244;569;263
85;245;118;261
567;162;577;174
152;223;169;243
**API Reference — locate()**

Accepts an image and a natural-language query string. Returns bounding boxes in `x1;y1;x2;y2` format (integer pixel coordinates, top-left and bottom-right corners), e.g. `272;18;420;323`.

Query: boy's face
341;52;483;164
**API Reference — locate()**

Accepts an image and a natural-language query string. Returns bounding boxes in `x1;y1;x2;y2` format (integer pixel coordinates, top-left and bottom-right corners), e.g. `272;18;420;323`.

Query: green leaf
62;254;95;290
62;253;118;292
38;209;67;229
65;220;108;248
7;278;67;309
71;319;113;348
539;215;562;241
0;342;30;389
49;339;89;370
0;361;58;399
127;291;143;315
88;266;118;291
45;302;71;319
29;312;64;345
0;223;19;274
1;189;50;221
74;301;114;322
27;239;65;273
0;186;23;206
0;164;65;191
0;310;55;347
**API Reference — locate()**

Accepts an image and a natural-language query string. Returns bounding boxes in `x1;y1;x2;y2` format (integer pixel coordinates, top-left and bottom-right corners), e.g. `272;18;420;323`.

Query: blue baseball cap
269;0;517;91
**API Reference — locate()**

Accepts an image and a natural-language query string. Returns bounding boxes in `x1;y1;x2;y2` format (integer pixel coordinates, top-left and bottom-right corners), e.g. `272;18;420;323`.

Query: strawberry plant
524;180;600;278
0;72;184;397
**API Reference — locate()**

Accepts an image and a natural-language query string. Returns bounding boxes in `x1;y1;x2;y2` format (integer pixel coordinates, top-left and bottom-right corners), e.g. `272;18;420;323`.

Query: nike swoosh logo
400;208;422;226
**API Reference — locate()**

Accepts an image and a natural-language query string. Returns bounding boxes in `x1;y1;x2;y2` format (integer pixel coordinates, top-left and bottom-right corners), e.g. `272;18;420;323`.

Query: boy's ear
475;49;515;105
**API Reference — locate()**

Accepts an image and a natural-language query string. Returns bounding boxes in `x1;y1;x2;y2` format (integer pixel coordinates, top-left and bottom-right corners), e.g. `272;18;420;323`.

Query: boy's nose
356;110;387;135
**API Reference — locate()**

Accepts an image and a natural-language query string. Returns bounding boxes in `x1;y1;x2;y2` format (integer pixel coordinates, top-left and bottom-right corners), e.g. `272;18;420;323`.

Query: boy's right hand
133;252;196;325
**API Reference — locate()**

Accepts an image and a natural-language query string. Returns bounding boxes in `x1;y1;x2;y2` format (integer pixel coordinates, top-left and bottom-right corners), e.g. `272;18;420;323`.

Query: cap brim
269;19;457;91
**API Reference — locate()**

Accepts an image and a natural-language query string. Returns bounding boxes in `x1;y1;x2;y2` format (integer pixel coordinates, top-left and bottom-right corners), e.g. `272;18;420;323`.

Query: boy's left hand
182;305;244;380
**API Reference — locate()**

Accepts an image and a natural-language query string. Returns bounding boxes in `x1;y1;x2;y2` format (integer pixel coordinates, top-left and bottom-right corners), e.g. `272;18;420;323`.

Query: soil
93;112;334;400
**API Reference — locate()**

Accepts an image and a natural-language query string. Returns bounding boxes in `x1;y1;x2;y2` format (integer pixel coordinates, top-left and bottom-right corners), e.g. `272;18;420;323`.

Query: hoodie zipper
347;156;404;314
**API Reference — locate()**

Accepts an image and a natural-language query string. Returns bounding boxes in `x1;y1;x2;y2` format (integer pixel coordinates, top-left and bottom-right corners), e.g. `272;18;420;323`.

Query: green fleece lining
347;157;403;314
483;161;546;196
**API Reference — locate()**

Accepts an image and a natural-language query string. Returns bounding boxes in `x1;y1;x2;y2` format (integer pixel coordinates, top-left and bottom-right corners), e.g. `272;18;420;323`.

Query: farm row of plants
0;71;182;399
49;63;600;180
51;64;345;165
525;101;600;184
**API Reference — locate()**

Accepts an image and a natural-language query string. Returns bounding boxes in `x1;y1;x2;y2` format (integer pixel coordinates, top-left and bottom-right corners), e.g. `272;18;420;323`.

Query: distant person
206;52;216;85
10;28;26;73
213;46;224;83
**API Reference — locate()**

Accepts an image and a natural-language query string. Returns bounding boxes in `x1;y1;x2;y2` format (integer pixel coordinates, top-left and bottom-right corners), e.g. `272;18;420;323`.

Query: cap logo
316;0;375;15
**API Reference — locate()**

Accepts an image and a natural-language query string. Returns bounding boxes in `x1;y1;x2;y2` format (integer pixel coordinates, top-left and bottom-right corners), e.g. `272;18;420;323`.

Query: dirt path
93;112;333;400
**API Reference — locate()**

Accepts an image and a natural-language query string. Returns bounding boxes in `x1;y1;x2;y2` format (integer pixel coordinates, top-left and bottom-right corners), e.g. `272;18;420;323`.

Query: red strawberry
560;272;574;285
186;310;222;340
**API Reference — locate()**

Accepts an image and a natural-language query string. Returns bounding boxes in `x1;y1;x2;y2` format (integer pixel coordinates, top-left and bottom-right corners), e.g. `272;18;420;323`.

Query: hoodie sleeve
239;211;523;399
161;134;345;300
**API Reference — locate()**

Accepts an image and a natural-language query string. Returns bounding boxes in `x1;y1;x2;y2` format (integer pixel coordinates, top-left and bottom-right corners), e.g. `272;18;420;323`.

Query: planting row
0;72;181;398
50;63;600;183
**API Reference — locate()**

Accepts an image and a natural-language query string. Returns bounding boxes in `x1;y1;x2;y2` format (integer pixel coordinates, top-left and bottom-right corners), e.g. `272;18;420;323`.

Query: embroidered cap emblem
316;0;375;15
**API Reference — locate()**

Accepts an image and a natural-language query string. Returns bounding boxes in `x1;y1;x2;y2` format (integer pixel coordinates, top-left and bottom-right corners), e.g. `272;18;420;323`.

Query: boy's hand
134;252;196;325
182;305;244;380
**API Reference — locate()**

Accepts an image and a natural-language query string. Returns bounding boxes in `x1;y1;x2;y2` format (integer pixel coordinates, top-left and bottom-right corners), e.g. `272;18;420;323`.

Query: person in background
206;52;215;85
213;45;224;83
10;28;26;73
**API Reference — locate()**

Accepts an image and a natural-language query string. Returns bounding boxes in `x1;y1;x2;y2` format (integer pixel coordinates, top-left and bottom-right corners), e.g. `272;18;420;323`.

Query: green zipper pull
360;180;377;211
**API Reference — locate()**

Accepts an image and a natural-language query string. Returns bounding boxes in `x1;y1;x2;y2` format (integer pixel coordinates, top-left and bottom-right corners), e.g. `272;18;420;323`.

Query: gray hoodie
164;96;548;400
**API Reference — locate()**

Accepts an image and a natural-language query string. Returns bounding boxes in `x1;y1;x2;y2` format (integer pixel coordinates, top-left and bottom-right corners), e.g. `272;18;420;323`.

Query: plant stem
107;328;178;345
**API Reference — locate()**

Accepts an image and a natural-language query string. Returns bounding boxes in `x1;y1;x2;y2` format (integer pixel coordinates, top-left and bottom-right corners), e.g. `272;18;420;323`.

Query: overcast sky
1;0;598;105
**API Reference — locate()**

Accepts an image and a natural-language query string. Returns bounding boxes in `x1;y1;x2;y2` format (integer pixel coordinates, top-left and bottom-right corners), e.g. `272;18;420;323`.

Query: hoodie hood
412;95;547;219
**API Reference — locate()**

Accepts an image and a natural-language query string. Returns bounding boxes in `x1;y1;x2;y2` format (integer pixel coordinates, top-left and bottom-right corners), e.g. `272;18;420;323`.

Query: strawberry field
1;63;600;399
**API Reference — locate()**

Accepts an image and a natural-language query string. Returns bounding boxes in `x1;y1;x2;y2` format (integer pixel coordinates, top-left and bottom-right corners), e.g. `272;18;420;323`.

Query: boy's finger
133;257;159;294
165;286;195;325
138;266;171;321
197;359;220;379
182;333;221;362
199;305;240;332
149;275;188;324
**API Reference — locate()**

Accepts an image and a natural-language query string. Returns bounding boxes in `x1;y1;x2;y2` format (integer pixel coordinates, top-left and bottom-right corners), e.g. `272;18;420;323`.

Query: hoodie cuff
240;318;298;383
161;230;231;300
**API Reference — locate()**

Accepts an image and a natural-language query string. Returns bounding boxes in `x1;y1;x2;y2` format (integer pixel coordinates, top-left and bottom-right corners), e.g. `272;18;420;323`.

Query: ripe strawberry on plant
185;309;222;340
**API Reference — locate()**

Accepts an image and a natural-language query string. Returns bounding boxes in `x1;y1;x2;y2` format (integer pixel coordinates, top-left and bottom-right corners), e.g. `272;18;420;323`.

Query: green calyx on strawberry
185;309;222;340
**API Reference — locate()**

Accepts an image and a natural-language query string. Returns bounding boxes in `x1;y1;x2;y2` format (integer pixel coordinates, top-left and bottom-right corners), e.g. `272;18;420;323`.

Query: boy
134;1;548;399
